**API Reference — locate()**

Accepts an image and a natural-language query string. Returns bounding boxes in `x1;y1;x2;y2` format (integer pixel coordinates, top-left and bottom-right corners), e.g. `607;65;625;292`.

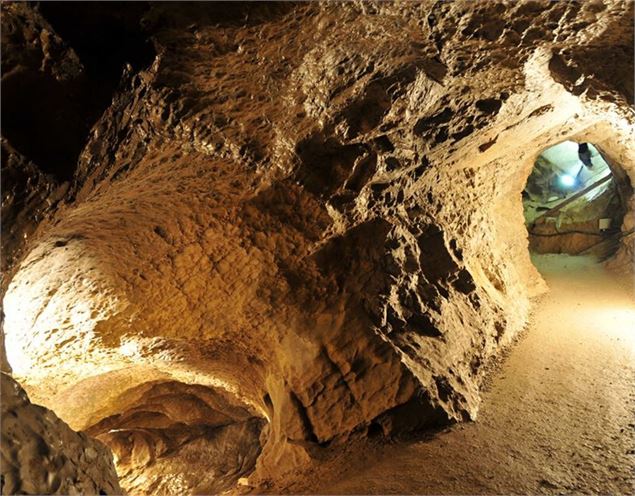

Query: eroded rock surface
85;380;266;494
0;373;121;495
1;1;634;493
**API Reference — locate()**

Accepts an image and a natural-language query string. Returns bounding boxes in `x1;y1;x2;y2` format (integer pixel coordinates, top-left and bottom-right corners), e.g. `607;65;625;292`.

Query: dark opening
1;2;155;181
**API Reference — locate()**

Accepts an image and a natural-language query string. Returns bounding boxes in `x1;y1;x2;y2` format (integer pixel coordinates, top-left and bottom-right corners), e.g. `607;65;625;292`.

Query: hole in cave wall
523;139;633;259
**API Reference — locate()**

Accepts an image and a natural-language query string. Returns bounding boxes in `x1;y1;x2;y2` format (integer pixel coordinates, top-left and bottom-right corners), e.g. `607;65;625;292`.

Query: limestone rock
0;372;121;495
85;380;266;495
1;1;633;493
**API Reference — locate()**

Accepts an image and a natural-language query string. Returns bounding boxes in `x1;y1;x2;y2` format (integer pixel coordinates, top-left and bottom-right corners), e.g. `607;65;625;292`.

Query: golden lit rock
1;1;633;494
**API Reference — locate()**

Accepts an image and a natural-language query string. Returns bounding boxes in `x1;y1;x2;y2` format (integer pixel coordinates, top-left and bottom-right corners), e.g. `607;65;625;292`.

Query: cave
1;2;634;495
524;140;632;257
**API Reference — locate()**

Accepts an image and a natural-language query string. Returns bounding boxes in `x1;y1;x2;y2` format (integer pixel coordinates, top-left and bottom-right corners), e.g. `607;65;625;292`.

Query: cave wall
579;121;635;272
1;5;127;492
0;372;122;495
1;0;634;491
84;380;266;494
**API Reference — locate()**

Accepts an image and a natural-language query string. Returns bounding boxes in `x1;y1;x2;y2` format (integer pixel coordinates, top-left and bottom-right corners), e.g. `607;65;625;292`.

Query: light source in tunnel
525;140;616;206
559;174;576;188
523;139;630;257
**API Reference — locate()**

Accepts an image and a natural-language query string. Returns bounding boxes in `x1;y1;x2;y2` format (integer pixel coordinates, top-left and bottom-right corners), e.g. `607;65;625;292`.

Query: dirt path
282;255;635;494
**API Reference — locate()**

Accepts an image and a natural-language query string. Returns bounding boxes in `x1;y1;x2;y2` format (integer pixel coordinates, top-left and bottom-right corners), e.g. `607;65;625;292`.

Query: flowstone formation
1;1;633;493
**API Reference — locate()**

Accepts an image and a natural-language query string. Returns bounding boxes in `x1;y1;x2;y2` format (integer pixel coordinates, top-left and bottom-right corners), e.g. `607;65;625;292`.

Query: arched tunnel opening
83;380;266;494
1;2;634;495
524;140;632;259
520;136;635;342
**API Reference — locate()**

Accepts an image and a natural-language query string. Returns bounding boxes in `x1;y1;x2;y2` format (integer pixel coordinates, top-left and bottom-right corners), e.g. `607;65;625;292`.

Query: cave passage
523;140;630;258
1;1;634;495
295;253;635;494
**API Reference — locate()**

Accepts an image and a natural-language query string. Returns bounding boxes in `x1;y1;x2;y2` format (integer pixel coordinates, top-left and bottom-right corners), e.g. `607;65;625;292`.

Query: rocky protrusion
0;373;121;495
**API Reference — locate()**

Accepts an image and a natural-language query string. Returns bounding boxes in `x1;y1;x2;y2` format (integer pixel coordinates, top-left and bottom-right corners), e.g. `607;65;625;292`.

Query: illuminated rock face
1;1;634;492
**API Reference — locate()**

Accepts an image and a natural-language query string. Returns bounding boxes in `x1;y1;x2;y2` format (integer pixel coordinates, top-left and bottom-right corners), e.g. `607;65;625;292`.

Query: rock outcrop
0;373;121;495
1;1;633;493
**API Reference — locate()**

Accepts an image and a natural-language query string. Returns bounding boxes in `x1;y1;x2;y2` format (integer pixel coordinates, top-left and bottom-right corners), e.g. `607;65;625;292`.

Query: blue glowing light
559;174;576;187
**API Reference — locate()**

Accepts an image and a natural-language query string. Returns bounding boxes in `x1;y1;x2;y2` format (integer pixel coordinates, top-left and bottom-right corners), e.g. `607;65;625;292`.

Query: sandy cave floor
266;254;635;495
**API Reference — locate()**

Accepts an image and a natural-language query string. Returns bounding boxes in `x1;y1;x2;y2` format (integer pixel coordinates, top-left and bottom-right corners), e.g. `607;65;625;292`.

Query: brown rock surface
84;380;266;494
0;372;121;495
1;1;633;493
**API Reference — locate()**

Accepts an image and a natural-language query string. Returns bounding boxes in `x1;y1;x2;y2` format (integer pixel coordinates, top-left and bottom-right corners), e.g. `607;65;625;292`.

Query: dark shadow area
1;2;155;181
2;68;90;181
38;2;154;95
140;1;298;31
